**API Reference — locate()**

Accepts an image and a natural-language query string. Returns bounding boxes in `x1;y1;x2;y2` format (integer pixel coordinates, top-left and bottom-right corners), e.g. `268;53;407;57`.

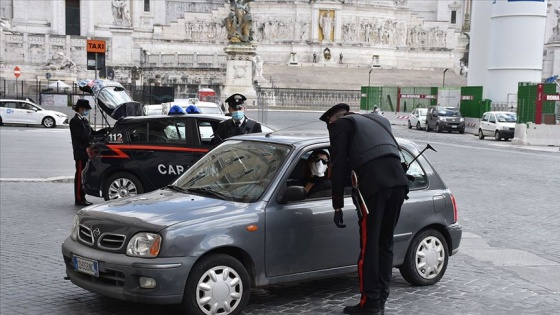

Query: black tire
459;129;465;134
182;253;251;315
494;131;501;141
0;116;3;126
102;172;144;200
399;229;449;286
416;122;421;130
436;123;442;133
408;120;412;129
42;116;56;128
478;129;485;140
426;123;431;132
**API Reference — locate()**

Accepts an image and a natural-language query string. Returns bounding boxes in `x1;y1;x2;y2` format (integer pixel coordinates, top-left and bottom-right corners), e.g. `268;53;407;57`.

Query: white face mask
310;161;328;177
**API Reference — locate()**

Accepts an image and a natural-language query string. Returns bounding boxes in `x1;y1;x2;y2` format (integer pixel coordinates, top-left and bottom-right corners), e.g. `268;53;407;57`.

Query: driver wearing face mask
304;149;332;198
213;93;262;144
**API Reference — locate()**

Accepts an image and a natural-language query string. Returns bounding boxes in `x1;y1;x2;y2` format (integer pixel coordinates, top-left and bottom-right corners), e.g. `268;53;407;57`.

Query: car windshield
418;109;427;116
438;108;460;116
496;113;516;122
173;140;292;203
199;107;222;115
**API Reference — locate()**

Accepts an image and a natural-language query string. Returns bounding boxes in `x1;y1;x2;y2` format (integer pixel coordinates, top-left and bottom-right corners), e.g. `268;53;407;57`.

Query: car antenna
407;144;437;166
265;120;323;137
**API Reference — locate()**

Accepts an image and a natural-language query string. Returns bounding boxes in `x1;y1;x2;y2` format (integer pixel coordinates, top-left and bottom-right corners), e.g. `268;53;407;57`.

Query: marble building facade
7;0;559;100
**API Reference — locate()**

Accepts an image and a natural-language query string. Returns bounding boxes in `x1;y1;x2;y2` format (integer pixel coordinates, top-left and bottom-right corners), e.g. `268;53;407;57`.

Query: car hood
80;189;248;231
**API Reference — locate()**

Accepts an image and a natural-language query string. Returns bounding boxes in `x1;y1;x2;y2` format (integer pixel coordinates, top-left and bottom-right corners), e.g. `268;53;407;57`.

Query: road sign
87;40;106;53
45;72;52;80
14;66;21;78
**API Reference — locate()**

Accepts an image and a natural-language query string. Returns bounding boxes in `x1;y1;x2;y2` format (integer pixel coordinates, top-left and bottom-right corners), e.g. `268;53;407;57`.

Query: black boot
343;304;381;315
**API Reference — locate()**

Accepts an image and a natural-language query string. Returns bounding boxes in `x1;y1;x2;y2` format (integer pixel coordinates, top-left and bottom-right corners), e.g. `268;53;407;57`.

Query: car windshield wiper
166;185;188;193
187;187;229;200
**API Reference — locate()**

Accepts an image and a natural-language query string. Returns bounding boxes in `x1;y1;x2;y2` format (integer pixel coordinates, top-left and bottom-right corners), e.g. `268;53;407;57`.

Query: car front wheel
399;229;449;286
416;122;421;130
408;120;412;129
42;116;56;128
494;131;501;141
182;253;251;315
102;172;144;200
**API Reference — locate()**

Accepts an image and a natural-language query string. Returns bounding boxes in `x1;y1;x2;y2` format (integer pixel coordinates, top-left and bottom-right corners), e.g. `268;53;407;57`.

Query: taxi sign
87;40;106;53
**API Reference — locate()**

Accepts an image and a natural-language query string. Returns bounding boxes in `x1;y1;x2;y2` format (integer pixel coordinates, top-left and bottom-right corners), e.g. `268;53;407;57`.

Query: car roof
227;131;421;154
117;113;227;123
482;111;515;114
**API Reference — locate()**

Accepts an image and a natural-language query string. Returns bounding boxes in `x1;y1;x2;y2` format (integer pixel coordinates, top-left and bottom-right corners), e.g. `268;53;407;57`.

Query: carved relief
112;0;131;27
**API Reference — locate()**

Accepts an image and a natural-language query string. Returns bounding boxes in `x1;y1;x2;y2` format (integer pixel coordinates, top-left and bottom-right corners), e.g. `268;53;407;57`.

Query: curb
0;176;73;183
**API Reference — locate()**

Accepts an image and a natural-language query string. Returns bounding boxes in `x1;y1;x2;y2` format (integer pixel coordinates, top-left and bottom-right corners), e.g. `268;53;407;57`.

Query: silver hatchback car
61;133;462;315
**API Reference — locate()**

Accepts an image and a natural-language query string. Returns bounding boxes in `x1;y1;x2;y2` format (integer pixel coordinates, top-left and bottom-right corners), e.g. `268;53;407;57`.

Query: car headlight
126;233;162;258
56;113;66;118
71;215;80;241
460;118;464;122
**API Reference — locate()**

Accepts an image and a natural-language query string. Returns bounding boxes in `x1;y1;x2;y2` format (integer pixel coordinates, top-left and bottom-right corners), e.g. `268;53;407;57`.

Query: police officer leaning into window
213;93;262;144
70;99;106;206
320;103;409;315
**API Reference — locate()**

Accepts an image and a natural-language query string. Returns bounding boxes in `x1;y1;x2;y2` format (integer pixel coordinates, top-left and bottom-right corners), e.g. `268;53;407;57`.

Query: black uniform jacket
328;116;408;210
69;114;98;161
214;117;262;143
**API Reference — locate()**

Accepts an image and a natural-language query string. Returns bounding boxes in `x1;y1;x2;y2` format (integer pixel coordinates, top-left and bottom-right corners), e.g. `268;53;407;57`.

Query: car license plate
452;125;457;128
73;255;99;277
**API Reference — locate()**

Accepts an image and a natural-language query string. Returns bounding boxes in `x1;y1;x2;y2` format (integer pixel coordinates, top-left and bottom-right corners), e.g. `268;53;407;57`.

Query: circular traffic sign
14;66;21;78
45;72;52;80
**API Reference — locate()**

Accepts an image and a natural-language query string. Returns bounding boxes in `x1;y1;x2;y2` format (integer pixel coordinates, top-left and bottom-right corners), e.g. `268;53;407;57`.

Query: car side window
196;119;220;146
489;114;496;123
482;113;488;122
163;121;187;144
401;149;428;190
128;123;149;143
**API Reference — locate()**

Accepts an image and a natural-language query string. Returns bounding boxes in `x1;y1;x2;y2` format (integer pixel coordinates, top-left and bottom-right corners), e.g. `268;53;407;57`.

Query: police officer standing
213;93;262;143
320;103;409;315
70;99;105;206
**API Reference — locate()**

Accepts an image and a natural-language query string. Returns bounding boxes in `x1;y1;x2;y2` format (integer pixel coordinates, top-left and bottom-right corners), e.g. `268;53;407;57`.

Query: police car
78;79;270;200
83;113;272;200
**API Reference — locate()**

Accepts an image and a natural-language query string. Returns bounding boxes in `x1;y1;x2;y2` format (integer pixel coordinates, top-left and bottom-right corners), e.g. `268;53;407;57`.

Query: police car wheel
399;229;449;286
42;116;56;128
182;253;251;315
102;172;144;201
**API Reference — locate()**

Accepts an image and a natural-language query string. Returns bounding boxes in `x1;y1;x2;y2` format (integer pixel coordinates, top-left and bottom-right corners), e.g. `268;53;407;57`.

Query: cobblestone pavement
1;120;560;315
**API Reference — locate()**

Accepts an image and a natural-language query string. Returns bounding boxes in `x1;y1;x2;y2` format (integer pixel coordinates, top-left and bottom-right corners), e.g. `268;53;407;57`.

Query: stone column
223;44;257;105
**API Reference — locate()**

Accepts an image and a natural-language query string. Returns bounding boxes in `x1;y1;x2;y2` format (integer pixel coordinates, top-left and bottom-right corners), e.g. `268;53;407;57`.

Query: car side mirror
278;186;307;204
432;114;438;117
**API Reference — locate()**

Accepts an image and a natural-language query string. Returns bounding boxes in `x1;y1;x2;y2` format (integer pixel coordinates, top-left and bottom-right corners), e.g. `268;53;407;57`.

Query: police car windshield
174;141;292;203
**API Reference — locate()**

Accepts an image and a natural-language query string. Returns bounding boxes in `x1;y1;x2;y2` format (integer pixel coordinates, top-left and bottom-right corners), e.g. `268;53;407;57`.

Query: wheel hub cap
197;266;242;315
415;236;445;280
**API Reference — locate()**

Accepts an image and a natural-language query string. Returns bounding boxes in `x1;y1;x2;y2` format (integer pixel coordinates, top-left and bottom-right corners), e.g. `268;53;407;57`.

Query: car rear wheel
494;131;501;141
399;229;449;286
42;116;56;128
102;172;144;200
478;129;485;140
408;120;412;129
436;123;442;133
182;253;251;315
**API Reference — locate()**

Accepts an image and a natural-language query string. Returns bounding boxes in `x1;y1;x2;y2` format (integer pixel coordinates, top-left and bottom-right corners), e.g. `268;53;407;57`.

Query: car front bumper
498;129;515;138
439;121;465;131
61;237;196;305
446;222;462;256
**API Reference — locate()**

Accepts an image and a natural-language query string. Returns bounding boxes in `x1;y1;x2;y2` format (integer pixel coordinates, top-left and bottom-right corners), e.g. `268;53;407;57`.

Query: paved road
1;114;560;314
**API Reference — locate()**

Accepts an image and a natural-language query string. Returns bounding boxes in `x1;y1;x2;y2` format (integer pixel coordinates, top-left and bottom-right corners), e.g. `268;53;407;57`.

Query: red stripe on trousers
76;160;83;202
358;199;368;307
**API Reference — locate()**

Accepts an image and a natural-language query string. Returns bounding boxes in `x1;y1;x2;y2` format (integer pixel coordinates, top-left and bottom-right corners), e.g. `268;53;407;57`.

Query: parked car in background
408;108;428;130
0;99;68;128
426;106;465;134
162;98;224;115
478;111;517;141
62;133;462;315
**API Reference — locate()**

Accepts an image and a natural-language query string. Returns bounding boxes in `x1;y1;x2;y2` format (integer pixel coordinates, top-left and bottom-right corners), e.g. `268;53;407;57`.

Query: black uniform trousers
74;159;88;203
356;185;407;310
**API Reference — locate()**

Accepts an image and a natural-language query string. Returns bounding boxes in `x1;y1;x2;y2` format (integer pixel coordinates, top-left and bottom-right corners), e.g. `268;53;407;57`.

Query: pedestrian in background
320;103;409;315
213;93;262;143
69;99;105;206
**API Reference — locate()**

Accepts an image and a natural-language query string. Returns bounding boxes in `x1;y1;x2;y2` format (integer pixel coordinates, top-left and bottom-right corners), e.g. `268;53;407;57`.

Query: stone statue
253;55;264;78
42;53;75;71
323;47;331;61
320;11;334;42
112;0;131;27
223;0;254;43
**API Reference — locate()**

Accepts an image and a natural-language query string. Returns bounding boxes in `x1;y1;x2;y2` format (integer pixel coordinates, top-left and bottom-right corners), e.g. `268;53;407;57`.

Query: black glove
333;210;346;228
